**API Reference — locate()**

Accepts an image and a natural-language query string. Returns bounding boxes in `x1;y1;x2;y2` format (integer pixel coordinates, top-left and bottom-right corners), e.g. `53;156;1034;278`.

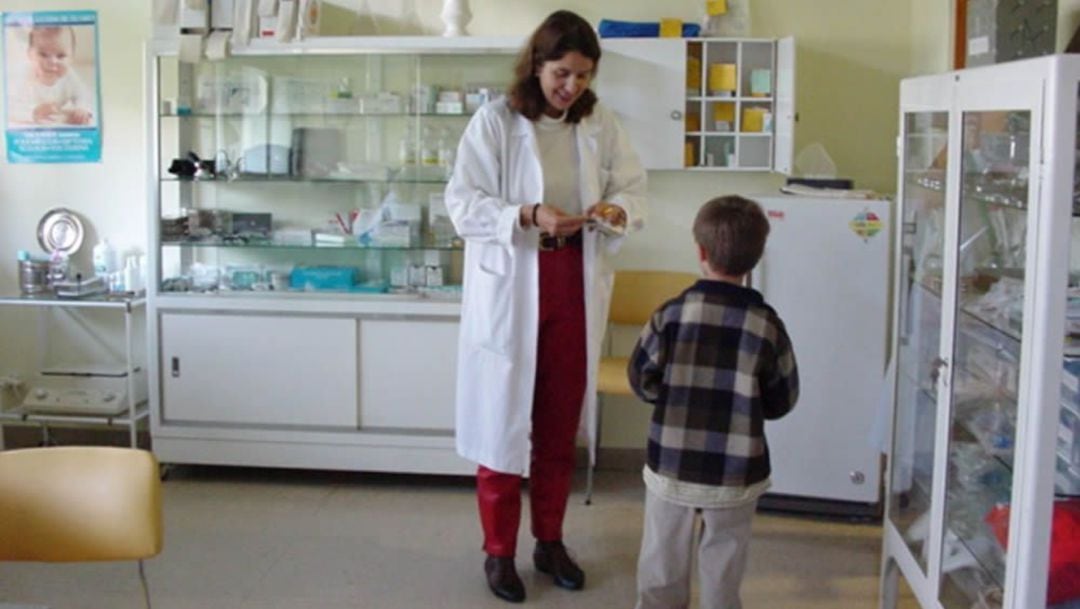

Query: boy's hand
63;108;92;125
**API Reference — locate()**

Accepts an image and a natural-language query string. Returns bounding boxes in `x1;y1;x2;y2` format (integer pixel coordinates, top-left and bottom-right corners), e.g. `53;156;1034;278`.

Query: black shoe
484;555;526;603
533;540;585;591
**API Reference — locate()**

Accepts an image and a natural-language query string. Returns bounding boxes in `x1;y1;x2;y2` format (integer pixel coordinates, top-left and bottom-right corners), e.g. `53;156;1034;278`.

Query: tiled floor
0;466;892;608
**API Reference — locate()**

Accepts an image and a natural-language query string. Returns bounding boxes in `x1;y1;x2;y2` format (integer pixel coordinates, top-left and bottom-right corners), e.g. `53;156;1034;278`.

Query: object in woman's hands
587;204;626;236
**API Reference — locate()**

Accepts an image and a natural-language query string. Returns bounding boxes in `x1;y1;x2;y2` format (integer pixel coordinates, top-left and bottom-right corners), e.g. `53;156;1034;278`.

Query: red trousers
477;242;586;558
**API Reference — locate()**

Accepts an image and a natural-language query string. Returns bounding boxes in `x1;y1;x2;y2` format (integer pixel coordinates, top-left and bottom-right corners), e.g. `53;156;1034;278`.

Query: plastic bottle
92;239;118;277
123;256;138;294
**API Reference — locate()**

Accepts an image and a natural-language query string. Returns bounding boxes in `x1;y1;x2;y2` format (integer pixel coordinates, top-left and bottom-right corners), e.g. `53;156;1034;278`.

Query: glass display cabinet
881;55;1080;609
146;37;519;473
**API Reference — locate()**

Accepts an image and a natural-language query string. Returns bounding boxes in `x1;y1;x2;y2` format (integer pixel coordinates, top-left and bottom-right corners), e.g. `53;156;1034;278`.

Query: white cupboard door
773;36;796;174
358;319;458;431
160;313;358;427
597;38;686;170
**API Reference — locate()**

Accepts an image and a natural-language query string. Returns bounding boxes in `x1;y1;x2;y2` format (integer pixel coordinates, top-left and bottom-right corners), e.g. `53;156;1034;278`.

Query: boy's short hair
693;195;770;276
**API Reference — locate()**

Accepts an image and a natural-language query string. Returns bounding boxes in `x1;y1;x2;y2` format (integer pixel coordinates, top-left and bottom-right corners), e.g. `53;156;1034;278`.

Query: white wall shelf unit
596;36;794;172
146;37;521;474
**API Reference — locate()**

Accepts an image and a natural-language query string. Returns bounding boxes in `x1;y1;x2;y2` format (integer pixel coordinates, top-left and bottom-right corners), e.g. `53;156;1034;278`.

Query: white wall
0;1;149;377
0;0;920;450
910;0;953;75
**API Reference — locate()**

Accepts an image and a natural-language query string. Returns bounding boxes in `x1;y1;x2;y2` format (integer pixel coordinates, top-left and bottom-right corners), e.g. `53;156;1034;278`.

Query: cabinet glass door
890;111;948;573
939;110;1030;607
1053;88;1080;609
155;51;511;296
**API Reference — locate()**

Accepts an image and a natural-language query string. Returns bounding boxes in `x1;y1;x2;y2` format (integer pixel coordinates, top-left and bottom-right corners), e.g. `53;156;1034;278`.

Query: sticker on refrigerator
849;209;882;241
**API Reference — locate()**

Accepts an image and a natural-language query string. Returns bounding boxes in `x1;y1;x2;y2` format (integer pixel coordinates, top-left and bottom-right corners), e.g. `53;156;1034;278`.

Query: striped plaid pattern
628;279;799;487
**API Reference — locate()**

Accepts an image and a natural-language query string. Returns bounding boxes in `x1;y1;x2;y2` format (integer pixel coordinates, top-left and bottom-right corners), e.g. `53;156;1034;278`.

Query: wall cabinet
881;55;1080;609
146;37;520;474
596;37;794;172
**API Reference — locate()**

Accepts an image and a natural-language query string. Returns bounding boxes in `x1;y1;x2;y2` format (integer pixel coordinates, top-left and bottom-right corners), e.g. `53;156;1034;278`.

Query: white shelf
151;35;524;56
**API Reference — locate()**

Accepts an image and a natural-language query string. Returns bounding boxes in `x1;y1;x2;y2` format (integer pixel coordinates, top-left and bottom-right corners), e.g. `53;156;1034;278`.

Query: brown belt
538;231;583;251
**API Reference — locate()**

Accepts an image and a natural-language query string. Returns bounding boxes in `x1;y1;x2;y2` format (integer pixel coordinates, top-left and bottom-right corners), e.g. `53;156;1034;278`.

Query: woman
445;9;646;604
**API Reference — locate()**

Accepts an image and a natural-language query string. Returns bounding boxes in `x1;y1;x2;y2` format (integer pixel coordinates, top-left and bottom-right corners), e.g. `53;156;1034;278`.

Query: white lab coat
445;98;646;475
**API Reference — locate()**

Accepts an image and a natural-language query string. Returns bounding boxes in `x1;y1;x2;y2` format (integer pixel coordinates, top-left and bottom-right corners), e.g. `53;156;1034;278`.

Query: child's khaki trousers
635;488;757;609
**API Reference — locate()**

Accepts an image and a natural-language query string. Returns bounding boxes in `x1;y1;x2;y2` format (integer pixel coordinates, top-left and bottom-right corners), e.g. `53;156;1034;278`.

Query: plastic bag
985;500;1080;604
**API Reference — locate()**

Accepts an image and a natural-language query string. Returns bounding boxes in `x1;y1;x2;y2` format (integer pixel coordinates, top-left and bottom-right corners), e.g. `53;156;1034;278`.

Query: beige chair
0;447;164;608
586;270;699;503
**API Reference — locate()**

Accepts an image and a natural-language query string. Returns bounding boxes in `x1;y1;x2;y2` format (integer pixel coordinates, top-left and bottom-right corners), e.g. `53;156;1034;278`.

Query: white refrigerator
751;194;892;515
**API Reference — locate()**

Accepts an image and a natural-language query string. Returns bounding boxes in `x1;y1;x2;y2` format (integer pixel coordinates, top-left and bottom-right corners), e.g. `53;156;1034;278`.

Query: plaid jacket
628;279;799;487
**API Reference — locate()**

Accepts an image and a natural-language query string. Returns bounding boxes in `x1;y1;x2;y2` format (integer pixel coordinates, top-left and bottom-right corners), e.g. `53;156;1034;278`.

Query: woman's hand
586;201;627;228
533;203;586;236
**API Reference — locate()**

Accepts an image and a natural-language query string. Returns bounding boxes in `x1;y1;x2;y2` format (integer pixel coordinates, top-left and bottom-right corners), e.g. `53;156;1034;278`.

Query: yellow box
684;142;696;167
660;18;682;38
713;103;735;123
708;63;737;95
685;114;701;132
707;0;728;16
686;56;702;91
742;107;766;133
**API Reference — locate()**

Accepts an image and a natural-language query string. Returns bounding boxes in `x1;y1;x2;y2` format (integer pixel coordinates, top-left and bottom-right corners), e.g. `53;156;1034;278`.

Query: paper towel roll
276;0;297;42
206;30;230;60
178;34;203;64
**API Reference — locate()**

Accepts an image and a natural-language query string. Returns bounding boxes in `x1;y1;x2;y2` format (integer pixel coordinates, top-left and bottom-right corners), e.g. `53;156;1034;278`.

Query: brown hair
508;10;600;124
693;195;770;276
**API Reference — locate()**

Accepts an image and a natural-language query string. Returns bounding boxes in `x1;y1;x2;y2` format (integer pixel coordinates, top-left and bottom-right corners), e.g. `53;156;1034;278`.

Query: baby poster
2;10;102;163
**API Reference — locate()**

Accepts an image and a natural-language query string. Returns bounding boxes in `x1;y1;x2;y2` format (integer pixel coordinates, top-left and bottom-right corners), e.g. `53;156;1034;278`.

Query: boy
8;25;93;126
628;195;799;609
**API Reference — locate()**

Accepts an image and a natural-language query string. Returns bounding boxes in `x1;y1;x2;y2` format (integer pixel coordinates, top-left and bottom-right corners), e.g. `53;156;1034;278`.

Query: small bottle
421;126;439;166
48;250;68;287
123;256;138;294
92;239;118;277
336;77;353;99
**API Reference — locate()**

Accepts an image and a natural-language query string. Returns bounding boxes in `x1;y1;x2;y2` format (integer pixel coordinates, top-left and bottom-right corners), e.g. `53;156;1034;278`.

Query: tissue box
290;266;356;291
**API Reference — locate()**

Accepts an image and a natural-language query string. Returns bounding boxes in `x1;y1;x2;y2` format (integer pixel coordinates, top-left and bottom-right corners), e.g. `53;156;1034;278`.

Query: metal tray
36;208;85;255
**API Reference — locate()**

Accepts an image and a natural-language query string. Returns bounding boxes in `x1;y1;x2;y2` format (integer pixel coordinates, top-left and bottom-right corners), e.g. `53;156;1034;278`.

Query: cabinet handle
670;110;683;120
929;356;948;386
171;357;181;378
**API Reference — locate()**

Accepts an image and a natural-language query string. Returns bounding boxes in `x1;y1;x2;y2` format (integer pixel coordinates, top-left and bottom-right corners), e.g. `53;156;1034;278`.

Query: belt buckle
538;233;566;251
